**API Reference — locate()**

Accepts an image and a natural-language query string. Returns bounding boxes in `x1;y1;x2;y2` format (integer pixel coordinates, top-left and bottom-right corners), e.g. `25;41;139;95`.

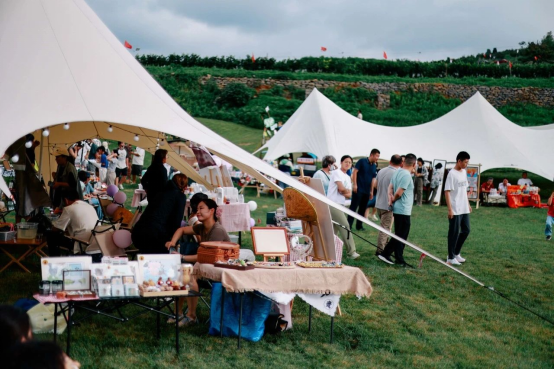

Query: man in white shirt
444;151;472;266
47;189;99;256
115;141;128;190
374;154;402;255
517;172;533;187
498;178;511;195
130;146;145;184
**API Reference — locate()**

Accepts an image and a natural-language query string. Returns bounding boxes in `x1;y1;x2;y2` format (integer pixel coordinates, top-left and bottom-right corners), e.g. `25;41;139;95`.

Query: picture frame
122;275;135;284
251;227;290;256
63;270;91;291
136;254;181;285
41;256;92;281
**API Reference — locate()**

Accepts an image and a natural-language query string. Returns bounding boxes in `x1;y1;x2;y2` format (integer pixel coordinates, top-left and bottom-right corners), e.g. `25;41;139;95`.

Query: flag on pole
321;46;327;52
509;61;513;69
251;53;256;63
534;56;538;61
124;40;132;49
383;51;388;60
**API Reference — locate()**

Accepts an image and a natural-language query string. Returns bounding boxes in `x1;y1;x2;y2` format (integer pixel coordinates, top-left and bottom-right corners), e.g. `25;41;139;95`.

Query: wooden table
0;238;47;273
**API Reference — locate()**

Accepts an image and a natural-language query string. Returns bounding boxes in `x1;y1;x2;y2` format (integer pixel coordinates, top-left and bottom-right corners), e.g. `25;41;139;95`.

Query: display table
507;193;541;208
194;263;372;346
35;291;202;355
482;194;507;206
0;238;47;273
194;263;372;297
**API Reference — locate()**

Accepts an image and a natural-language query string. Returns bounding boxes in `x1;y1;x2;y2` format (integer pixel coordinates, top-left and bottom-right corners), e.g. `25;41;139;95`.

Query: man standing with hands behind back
348;148;380;231
445;151;472;266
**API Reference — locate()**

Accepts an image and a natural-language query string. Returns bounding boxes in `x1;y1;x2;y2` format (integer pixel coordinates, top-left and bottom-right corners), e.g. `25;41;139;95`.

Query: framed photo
63;270;91;291
466;165;481;201
122;276;135;284
41;256;92;281
251;227;290;256
136;254;181;285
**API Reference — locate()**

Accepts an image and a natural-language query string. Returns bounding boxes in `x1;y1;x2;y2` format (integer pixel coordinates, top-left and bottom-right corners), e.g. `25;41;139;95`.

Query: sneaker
371;215;379;221
446;258;461;266
167;314;184;324
348;252;360;260
378;255;394;265
455;254;466;263
119;184;124;190
547;236;552;241
178;316;198;327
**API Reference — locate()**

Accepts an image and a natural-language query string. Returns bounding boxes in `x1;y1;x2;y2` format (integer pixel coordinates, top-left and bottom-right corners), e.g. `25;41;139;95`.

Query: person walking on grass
545;191;554;241
374;154;402;255
378;154;416;266
445;151;472;266
348;148;380;231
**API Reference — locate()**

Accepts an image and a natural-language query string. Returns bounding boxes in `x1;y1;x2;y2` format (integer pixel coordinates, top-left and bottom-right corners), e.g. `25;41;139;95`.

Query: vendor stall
506;185;542;209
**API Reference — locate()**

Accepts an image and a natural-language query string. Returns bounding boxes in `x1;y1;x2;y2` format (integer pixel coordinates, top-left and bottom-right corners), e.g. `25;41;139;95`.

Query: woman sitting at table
165;198;230;327
78;171;102;219
131;173;187;254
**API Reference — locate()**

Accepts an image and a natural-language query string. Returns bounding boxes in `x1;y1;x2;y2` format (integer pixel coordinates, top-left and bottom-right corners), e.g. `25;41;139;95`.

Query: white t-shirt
52;200;99;253
357;113;363;120
444;168;470;215
131;147;145;166
116;148;127;169
498;182;511;193
327;170;352;205
517;178;533;186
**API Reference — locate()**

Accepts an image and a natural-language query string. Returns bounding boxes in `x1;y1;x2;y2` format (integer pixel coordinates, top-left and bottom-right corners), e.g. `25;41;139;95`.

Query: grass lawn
197;118;264;154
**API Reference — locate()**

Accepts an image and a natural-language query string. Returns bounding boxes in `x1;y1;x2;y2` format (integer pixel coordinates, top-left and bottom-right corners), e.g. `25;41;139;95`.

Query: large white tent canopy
260;89;554;181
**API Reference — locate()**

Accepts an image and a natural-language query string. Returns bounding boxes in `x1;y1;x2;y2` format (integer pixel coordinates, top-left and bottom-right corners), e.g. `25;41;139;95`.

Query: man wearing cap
51;147;83;210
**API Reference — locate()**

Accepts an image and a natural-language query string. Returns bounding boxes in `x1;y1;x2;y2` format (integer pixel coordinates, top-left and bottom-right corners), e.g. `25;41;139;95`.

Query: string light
160;138;165;146
11;154;19;163
25;141;33;149
42;128;50;137
134;135;139;142
63;123;70;130
107;125;113;133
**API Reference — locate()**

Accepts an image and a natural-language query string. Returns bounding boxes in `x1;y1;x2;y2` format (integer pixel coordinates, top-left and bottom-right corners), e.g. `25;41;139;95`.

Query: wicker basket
197;241;240;264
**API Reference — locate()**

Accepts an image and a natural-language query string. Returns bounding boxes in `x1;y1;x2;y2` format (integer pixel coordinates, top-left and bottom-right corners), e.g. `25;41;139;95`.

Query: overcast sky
87;0;554;61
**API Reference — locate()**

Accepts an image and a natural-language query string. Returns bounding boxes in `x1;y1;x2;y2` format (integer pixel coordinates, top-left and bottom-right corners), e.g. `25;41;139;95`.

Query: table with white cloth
194;262;372;346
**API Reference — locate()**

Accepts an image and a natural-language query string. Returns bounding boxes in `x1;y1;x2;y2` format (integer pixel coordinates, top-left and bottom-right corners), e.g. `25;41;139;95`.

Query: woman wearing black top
132;173;187;254
141;149;168;202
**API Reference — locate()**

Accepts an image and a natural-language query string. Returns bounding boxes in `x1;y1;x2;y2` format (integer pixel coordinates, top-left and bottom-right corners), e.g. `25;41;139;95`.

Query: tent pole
38;134;44;181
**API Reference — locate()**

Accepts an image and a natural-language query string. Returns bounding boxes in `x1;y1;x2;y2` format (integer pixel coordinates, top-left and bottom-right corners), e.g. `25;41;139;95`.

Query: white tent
260;89;554;181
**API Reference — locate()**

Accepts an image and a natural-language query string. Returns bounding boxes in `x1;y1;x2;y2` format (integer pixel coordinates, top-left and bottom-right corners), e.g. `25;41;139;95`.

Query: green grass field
1;119;553;368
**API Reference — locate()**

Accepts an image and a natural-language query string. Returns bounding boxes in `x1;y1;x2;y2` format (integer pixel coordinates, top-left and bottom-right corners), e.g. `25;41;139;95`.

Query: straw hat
51;147;69;157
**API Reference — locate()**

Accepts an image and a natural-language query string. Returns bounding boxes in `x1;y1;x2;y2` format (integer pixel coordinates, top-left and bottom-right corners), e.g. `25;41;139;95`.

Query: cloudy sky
87;0;553;61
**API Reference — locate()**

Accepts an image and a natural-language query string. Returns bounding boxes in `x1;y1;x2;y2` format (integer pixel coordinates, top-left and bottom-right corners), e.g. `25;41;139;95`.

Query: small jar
39;280;51;296
51;280;63;294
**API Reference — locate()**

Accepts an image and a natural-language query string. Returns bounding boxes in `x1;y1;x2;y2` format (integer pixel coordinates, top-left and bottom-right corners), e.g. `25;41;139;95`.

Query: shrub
218;83;253;108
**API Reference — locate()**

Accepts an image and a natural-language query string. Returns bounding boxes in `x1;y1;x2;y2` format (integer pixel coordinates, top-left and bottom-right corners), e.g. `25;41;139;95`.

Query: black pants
447;214;470;259
348;192;370;230
381;214;411;264
47;230;74;256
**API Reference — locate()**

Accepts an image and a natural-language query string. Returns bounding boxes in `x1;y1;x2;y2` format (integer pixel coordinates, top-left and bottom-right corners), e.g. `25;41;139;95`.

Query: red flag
251;53;255;63
483;53;486;58
509;61;513;69
534;56;538;61
321;46;327;52
383;51;388;60
124;40;132;49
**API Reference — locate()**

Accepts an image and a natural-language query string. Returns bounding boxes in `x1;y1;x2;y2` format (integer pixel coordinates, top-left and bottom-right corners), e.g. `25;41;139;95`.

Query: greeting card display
41;256;92;281
137;255;190;296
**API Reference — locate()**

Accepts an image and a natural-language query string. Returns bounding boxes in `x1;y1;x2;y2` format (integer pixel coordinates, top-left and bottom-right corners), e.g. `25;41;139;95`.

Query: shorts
115;167;128;178
106;171;116;186
131;164;143;176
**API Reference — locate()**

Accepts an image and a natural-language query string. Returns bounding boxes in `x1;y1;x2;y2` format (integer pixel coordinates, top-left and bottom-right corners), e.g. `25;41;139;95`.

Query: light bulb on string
25;141;33;149
160;139;165;146
42;128;49;137
107;125;113;133
134;135;139;142
63;123;70;130
11;154;19;163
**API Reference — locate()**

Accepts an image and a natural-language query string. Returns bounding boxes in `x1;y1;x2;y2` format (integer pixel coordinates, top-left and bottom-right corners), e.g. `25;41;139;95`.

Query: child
546;192;554;241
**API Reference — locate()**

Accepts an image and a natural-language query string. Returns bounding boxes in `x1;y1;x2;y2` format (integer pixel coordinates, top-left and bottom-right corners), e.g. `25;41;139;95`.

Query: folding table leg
330;316;334;344
156;298;161;339
66;301;74;355
54;303;58;343
174;297;180;354
238;292;243;349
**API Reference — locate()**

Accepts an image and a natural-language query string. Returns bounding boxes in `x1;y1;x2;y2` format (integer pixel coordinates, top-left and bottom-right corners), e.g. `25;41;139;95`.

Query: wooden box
197;241;240;264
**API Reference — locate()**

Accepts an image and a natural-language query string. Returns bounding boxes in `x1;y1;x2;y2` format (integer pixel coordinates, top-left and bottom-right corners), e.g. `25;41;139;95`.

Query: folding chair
91;222;139;259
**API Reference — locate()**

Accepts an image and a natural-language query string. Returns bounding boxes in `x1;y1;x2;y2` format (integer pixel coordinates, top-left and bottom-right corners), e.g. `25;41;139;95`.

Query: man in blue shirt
378;154;416;266
348;148;380;231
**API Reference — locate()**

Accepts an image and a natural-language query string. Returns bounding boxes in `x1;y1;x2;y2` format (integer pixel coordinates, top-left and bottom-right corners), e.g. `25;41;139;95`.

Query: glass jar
51;280;63;294
39;280;51;296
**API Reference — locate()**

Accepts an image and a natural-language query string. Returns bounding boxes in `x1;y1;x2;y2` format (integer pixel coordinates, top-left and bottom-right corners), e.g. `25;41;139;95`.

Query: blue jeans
546;215;554;237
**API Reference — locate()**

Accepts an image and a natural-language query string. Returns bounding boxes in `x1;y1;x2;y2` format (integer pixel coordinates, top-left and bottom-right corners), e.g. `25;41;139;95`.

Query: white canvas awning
260;88;554;181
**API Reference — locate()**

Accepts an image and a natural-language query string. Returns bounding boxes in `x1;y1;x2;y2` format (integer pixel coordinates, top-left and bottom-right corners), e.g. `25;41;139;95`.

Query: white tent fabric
0;0;495;284
260;89;554;181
